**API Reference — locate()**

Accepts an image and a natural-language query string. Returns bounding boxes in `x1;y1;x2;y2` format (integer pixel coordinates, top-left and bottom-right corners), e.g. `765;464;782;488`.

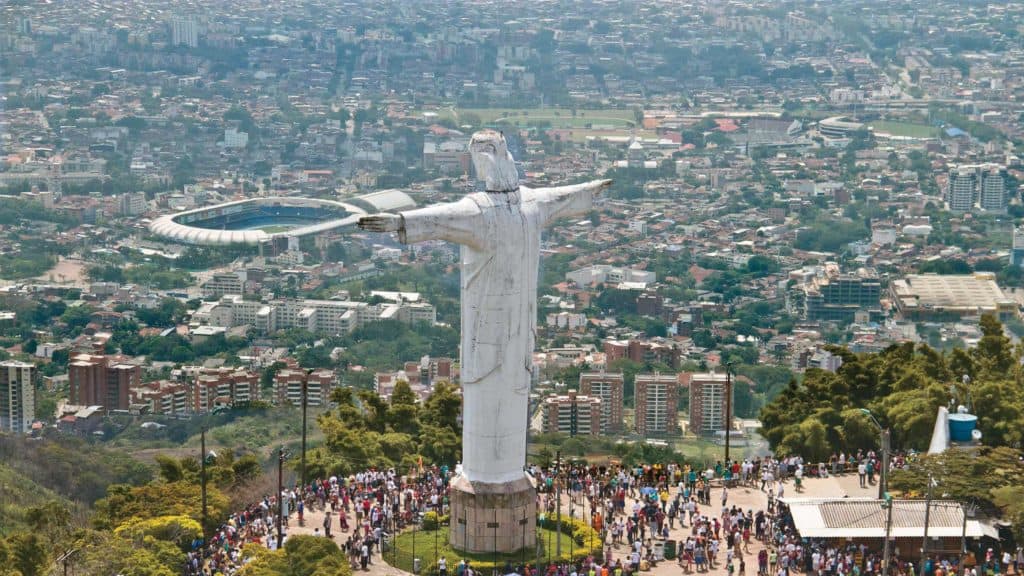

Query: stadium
148;191;415;246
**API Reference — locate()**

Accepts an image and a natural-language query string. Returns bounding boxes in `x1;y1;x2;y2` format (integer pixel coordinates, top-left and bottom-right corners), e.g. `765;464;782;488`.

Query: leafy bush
114;514;202;549
423;511;440;530
238;537;352;576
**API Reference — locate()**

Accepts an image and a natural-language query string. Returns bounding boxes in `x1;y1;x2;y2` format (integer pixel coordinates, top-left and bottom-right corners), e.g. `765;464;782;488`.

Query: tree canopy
306;380;462;477
760;315;1024;458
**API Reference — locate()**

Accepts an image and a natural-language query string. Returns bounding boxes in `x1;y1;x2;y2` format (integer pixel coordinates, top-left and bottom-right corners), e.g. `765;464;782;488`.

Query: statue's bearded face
470;130;519;192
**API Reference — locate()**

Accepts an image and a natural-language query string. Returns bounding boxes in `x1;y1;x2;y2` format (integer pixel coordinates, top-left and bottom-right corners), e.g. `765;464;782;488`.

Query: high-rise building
683;371;732;438
946;167;976;213
193;367;260;412
1012;227;1024;268
132;381;193;416
274;367;336;407
68;354;141;411
945;164;1008;213
578;371;624;433
540;391;601;436
803;267;882;323
201;273;244;298
0;361;35;433
119;192;147;216
979;167;1007;211
634;373;680;437
171;17;198;48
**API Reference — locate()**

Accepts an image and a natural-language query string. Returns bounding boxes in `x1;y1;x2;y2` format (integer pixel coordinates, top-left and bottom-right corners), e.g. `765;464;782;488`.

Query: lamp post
201;426;208;543
301;378;308;490
724;362;734;464
920;476;936;576
882;492;894;576
556;450;562;558
277;447;286;548
959;501;978;576
860;408;890;498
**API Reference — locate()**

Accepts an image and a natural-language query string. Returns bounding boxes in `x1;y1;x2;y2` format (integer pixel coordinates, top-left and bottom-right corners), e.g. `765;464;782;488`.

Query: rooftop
783;497;997;539
891;273;1015;313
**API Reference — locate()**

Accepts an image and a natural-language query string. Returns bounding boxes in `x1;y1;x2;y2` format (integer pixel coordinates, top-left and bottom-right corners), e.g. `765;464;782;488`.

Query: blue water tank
948;413;978;442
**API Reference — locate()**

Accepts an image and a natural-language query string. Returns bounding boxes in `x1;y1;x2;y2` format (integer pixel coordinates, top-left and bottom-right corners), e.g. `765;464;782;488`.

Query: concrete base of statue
448;474;536;554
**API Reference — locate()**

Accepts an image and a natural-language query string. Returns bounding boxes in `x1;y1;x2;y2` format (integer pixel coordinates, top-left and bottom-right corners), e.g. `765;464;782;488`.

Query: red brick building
541;391;602;436
68;354;141;412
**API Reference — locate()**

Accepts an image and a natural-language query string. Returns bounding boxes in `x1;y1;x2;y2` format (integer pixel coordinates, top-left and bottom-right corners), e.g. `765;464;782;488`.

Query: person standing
324;510;333;539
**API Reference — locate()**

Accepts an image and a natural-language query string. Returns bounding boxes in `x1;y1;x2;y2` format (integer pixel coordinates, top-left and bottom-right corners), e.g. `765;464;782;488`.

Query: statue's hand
596;179;613;195
358;213;402;233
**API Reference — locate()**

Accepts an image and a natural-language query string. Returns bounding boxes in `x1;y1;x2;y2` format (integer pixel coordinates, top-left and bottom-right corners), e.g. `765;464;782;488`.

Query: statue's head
470;129;519;192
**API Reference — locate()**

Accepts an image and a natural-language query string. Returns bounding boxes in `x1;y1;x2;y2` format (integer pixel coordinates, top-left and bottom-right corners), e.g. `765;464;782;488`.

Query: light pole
920;476;936;576
201;426;208;542
959;501;977;576
882;492;894;576
555;450;562;558
860;408;890;498
277;447;286;548
724;362;734;464
301;378;308;490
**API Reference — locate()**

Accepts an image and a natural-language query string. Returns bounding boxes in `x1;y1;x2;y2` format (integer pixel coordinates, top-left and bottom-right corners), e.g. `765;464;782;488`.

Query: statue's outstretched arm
536;179;612;226
358;196;484;248
358;213;403;233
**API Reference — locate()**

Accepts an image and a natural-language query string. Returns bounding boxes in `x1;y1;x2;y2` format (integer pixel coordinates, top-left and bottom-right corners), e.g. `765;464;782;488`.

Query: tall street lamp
301;377;308;490
277;447;287;548
860;408;890;498
200;426;208;543
959;500;978;576
724;361;734;464
920;475;937;576
881;492;894;576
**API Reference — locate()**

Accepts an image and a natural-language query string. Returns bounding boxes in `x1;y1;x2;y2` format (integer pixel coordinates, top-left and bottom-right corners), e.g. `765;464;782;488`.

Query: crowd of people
182;451;1009;576
184;466;454;575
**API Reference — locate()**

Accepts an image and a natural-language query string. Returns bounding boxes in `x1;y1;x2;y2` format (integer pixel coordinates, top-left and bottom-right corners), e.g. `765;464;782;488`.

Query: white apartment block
565;265;656;287
0;361;34;433
201;273;244;298
193;294;436;335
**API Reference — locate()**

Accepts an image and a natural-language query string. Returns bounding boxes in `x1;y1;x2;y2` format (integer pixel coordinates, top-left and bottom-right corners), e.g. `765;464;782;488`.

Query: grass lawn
673;438;727;466
387;525;590;575
867;120;939;139
257;224;296;233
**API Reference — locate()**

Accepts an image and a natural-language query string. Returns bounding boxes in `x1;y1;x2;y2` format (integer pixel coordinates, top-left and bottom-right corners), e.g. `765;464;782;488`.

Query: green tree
9;532;48;576
974;314;1013;378
388;380;421;435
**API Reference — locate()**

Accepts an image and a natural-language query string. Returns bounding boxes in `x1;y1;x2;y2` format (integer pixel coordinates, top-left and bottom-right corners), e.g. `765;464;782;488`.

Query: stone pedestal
449;474;536;554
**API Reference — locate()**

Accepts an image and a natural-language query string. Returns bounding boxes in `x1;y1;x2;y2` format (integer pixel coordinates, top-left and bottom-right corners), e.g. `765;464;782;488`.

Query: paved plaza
284;471;880;576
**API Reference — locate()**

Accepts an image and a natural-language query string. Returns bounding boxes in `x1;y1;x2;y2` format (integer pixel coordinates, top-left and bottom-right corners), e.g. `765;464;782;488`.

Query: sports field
257;225;295;233
867;120;940;139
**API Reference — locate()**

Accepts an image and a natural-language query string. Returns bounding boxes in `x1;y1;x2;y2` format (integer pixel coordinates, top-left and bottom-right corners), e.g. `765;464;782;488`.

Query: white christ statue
359;129;610;485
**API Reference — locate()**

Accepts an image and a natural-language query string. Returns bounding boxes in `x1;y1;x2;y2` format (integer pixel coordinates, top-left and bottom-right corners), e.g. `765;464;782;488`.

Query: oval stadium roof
345;189;417;214
149;193;412;246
